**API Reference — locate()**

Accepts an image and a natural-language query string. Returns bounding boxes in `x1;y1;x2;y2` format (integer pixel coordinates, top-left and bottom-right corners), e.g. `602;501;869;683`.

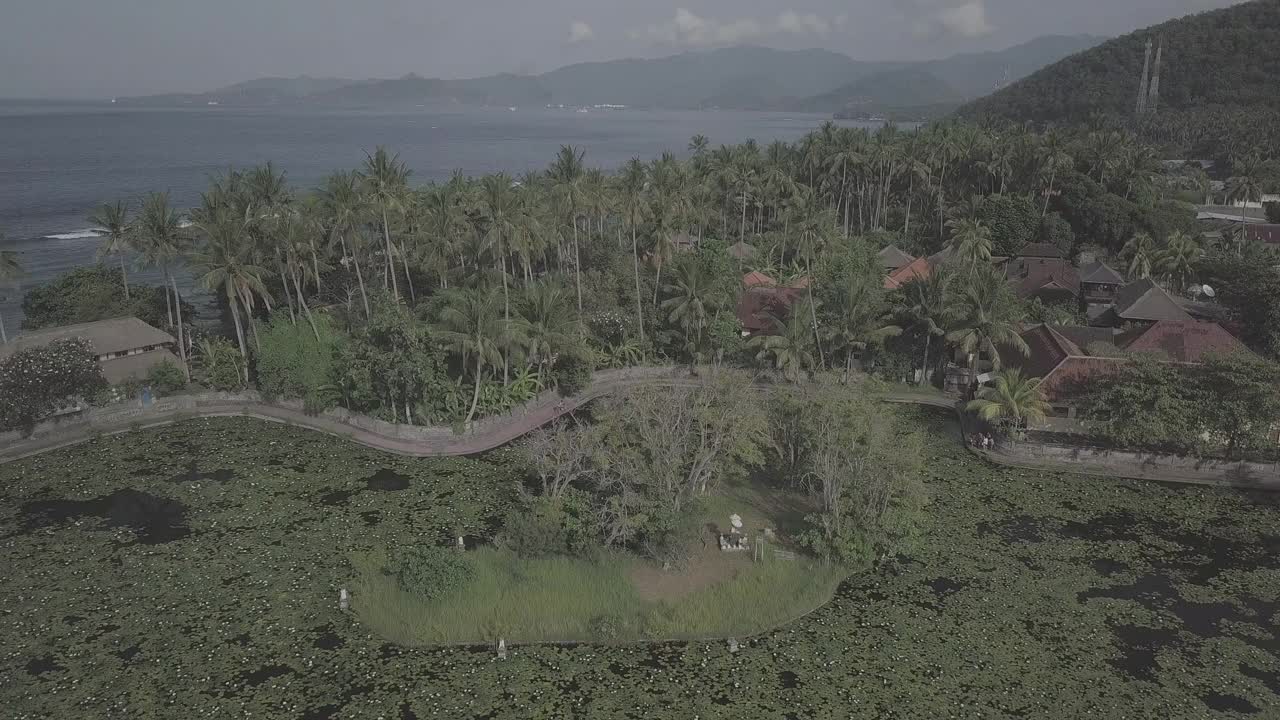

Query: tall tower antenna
1136;39;1152;115
1147;39;1164;115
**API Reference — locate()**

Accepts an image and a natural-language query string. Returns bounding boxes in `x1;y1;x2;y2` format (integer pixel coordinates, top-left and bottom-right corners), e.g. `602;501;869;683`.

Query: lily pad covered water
2;414;1278;718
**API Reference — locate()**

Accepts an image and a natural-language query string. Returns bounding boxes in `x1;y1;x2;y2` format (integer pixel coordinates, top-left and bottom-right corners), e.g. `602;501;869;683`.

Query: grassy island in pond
2;411;1278;718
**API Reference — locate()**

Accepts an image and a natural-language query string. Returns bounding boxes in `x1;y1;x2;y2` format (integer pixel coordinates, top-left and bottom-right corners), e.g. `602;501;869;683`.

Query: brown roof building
1005;319;1249;420
1090;279;1193;327
878;245;915;272
1004;242;1079;303
884;257;931;290
0;316;182;385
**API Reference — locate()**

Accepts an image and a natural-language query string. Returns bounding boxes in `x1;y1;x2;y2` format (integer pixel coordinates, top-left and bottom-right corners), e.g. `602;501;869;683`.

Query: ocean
0;101;880;333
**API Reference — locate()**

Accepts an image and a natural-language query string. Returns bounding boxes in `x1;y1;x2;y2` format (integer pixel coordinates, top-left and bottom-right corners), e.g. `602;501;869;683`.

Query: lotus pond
2;412;1278;718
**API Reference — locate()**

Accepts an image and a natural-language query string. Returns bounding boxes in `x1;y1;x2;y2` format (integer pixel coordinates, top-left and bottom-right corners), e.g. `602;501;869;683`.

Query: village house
1004;319;1248;431
0;316;182;385
734;272;806;336
1088;278;1192;328
1003;242;1080;305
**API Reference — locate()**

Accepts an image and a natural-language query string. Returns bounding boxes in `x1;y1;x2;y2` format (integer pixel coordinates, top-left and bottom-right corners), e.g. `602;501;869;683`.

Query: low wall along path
1;366;1276;491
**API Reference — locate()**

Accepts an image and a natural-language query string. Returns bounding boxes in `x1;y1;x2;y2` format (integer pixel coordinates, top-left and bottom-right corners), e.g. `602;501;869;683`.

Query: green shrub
550;348;593;396
145;360;187;395
498;492;600;560
20;265;190;331
256;315;344;403
194;337;246;392
394;546;474;601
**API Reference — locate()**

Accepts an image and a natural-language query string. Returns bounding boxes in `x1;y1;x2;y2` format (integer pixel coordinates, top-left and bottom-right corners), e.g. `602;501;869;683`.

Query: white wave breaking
43;228;106;240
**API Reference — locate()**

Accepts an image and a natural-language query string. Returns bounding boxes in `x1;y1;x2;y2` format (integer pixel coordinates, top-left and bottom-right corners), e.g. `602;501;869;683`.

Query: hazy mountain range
118;35;1104;117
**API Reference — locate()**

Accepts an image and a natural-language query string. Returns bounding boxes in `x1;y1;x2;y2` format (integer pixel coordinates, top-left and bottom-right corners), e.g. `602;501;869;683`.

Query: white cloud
568;21;594;44
630;7;837;47
936;1;994;38
776;11;830;36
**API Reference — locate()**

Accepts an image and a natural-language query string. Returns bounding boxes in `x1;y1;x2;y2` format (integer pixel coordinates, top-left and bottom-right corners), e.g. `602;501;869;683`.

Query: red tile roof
1037;356;1125;402
742;271;776;288
735;287;802;334
1118;321;1250;362
884;257;931;289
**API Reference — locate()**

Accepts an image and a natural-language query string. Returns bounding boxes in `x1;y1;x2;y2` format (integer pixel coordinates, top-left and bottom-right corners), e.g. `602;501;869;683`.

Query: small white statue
497;638;507;660
457;535;465;551
727;637;740;654
339;588;350;612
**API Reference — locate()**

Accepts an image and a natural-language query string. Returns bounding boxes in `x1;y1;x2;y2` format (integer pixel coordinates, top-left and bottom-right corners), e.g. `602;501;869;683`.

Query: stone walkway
0;368;957;465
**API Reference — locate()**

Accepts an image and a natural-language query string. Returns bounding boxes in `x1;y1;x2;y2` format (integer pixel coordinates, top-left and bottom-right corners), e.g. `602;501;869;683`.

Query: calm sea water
0;102;877;333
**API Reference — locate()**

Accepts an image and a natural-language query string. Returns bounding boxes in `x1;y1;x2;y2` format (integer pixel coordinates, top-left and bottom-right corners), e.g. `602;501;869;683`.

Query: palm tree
1037;130;1072;217
946;267;1030;392
360;146;412;300
944;217;994;268
189;208;270;379
1121;232;1157;279
1159;231;1200;289
90;201;133;299
436;289;506;425
319;171;371;318
547;145;587;318
749;304;816;382
966;368;1050;437
0;244;22;344
899;269;950;387
661;255;716;365
480;173;520;323
823;268;901;382
1225;153;1265;226
788;190;833;367
513;280;579;379
135;192;190;379
618;158;649;342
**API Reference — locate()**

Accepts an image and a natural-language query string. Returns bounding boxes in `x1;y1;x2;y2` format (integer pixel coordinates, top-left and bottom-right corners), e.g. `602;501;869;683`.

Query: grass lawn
355;546;844;644
353;469;845;645
2;413;1278;718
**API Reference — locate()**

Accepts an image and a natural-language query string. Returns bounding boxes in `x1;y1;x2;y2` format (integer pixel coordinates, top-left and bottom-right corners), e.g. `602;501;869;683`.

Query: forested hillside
959;1;1280;157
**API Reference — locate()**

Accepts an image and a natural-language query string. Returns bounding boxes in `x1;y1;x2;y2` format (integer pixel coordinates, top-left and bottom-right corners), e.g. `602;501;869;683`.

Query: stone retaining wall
993;437;1280;490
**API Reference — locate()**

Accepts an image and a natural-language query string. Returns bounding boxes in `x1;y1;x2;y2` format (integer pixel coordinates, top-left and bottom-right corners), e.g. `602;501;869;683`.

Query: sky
0;0;1247;98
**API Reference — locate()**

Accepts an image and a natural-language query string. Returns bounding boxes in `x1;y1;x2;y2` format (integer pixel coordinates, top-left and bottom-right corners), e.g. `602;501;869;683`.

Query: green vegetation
18;265;186;332
959;1;1280;157
357;546;843;644
2;413;1277;717
144;359;187;396
1082;353;1280;458
255;313;344;410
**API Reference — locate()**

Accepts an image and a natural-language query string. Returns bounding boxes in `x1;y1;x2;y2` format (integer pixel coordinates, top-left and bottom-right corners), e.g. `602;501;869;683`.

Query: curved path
1;367;952;464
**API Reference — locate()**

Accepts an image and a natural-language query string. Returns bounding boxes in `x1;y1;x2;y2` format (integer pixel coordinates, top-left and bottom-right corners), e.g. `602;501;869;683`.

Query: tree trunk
920;333;931;387
168;273;190;381
294;268;320;342
119;255;131;300
1042;167;1057;218
739;193;747;242
382;207;399;299
400;240;416;302
653;256;664;308
163;276;174;328
572;217;583;320
806;257;825;370
228;289;250;383
464;357;483;425
632;224;645;344
0;308;6;344
278;257;297;324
